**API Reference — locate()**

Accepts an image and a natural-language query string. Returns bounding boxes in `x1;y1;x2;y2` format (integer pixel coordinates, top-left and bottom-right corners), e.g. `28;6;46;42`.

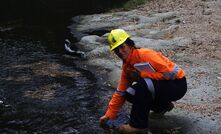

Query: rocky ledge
67;3;221;133
68;10;192;87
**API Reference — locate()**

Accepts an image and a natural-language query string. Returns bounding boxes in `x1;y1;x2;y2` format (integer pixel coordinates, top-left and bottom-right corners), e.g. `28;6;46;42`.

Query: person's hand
99;115;109;124
99;115;109;128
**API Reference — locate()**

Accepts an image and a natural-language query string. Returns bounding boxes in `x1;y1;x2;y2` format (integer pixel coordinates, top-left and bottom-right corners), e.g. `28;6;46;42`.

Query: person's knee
125;87;136;103
125;91;134;103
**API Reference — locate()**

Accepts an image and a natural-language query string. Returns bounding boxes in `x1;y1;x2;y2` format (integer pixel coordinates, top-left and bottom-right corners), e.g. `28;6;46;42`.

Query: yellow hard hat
108;29;130;51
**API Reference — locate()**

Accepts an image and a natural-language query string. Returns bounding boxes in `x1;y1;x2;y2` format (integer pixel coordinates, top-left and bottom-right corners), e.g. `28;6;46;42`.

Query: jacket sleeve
105;91;126;119
105;65;131;119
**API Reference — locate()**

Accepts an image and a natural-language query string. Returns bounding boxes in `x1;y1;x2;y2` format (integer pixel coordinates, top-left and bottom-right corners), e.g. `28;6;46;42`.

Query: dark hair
124;38;137;48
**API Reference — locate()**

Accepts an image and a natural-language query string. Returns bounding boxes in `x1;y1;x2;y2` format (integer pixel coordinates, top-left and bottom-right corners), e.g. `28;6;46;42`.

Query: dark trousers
125;77;187;128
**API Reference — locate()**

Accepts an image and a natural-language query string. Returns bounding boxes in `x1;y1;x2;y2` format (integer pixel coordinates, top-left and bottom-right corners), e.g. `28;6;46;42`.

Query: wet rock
63;127;79;134
79;35;103;51
107;68;122;88
86;46;109;59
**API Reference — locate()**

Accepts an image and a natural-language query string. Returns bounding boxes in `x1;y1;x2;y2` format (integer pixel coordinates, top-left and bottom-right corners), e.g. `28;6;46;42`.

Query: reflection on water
0;24;104;133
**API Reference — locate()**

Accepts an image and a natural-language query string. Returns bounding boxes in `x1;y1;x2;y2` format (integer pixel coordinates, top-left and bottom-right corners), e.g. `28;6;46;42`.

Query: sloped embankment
68;1;221;133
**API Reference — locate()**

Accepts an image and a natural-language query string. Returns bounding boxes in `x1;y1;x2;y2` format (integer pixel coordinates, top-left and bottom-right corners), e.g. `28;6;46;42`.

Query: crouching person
99;29;187;134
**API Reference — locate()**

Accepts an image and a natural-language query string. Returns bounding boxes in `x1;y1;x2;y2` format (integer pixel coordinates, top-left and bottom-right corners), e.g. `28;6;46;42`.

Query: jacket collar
123;47;135;64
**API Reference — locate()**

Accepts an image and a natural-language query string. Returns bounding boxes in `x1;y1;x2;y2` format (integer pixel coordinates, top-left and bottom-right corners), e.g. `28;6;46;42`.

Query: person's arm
105;66;131;119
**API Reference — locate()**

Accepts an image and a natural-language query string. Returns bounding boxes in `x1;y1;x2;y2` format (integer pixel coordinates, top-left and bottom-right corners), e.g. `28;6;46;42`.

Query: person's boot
119;124;148;134
150;102;174;119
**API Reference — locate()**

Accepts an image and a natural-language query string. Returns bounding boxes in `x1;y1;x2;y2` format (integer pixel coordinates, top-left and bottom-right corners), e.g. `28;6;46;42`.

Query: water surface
0;21;104;134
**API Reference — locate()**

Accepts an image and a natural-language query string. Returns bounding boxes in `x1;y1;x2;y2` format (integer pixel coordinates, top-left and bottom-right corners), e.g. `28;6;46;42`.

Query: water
0;20;105;133
0;1;130;133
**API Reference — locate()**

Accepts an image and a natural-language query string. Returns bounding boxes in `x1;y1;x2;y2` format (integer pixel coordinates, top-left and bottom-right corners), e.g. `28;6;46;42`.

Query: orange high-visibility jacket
105;48;185;119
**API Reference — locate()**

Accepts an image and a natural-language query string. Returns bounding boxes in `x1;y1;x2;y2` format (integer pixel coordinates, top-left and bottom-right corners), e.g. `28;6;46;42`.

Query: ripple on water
0;37;104;133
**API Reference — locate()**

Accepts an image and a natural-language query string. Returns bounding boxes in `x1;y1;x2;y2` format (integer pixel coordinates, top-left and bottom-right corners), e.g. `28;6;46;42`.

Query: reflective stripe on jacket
105;48;185;119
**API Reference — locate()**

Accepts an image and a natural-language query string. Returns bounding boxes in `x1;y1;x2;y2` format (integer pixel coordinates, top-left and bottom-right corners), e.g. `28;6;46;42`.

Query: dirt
136;0;221;133
100;0;221;133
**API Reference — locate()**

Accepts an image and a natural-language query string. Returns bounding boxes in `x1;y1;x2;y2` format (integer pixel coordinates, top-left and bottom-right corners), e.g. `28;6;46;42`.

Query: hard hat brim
110;38;127;51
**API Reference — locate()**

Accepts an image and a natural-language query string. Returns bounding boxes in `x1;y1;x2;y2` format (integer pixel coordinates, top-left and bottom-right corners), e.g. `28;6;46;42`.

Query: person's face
114;43;131;60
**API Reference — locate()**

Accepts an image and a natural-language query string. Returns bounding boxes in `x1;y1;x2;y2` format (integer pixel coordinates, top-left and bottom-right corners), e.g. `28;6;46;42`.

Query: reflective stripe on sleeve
162;64;180;79
126;87;135;96
115;88;125;96
144;78;155;99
